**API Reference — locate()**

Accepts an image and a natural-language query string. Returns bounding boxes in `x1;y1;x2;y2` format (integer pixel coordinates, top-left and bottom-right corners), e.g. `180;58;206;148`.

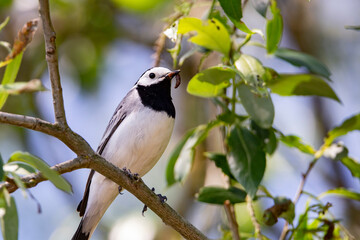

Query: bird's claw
142;187;167;216
122;167;140;181
118;186;124;195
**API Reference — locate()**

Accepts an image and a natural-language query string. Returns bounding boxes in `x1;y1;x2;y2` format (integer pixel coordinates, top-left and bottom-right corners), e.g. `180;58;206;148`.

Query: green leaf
0;79;47;95
197;186;247;205
279;134;316;155
166;129;196;186
218;0;242;29
265;0;283;53
237;83;274;129
8;152;72;193
205;153;234;179
340;156;360;179
319;188;360;201
0;192;18;240
345;25;360;31
325;114;360;146
0;154;4;181
227;125;266;198
251;0;269;17
0;52;23;109
187;66;235;97
166;121;221;186
251;121;278;155
0;17;9;33
267;74;340;102
274;48;331;79
235;54;265;85
178;17;231;55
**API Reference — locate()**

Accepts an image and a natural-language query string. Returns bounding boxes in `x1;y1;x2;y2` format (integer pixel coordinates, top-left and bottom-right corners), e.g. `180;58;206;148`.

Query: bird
72;67;181;240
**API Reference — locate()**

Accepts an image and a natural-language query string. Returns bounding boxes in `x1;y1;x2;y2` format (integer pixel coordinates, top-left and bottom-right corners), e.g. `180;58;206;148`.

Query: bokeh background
0;0;359;239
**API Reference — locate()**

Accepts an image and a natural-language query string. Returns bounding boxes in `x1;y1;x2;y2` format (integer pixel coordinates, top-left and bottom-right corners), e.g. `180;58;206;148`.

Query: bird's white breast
101;107;174;177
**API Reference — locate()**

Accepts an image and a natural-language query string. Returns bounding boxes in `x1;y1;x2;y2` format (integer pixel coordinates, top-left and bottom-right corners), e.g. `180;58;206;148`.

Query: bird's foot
118;186;124;195
122;167;140;181
142;187;167;216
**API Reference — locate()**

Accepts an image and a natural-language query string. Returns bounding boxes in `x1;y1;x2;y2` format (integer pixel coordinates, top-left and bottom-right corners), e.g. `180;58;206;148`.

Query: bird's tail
72;219;90;240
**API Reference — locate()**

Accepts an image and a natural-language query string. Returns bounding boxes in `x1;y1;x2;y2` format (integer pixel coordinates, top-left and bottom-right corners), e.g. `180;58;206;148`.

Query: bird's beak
165;70;181;89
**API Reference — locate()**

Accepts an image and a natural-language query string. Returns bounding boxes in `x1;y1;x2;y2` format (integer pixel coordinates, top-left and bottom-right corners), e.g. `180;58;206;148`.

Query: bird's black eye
149;73;155;79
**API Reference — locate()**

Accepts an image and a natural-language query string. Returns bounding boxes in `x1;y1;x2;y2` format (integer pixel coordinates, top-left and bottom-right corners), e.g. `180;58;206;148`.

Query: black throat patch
136;80;175;118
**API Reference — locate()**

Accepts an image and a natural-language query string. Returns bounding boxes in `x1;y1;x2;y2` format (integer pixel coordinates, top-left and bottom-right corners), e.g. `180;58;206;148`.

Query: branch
38;0;67;126
224;200;240;240
279;158;319;240
153;12;183;67
0;155;209;240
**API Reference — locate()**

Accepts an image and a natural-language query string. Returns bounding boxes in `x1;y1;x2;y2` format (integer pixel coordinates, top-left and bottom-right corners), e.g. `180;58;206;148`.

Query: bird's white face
136;67;177;87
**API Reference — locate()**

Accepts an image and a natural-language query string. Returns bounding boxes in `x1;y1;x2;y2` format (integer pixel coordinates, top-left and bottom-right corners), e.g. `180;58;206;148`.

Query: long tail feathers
72;219;90;240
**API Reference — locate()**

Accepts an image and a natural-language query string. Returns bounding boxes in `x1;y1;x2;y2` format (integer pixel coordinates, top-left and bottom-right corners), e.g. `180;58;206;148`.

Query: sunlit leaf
166;121;221;186
227;125;266;198
325;114;360;146
8;152;72;193
266;74;340;102
0;52;23;109
178;17;231;55
3;162;36;176
274;48;331;79
187;66;235;97
197;186;247;205
319;188;360;201
279;134;316;155
266;0;283;53
0;192;18;240
111;0;166;12
218;0;242;30
235;54;265;85
237;83;274;129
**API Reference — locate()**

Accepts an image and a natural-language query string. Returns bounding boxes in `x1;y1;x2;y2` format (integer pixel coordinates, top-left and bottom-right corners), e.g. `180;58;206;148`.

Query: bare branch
224;200;240;240
279;158;319;240
1;154;209;240
153;12;183;67
38;0;67;126
0;111;56;136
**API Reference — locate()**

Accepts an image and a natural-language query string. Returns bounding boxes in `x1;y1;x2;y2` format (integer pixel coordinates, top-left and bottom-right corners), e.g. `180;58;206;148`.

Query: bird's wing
77;97;130;216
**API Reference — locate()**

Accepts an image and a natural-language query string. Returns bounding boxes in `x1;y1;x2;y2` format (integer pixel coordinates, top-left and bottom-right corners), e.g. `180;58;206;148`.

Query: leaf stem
246;195;263;239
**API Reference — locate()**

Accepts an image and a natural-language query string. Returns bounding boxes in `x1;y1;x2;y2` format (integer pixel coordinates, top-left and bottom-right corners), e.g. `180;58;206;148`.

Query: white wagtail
72;67;181;240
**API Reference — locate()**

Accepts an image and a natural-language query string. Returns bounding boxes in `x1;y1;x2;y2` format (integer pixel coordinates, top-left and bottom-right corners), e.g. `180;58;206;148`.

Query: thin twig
246;195;263;239
279;158;319;240
224;200;241;240
153;12;183;67
38;0;67;126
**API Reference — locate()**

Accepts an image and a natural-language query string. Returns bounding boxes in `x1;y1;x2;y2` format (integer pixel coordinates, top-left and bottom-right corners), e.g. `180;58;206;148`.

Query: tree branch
38;0;67;126
0;154;209;240
279;158;319;240
224;200;240;240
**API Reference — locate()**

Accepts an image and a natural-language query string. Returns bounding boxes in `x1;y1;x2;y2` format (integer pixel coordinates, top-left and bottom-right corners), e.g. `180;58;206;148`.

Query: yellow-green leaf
178;17;231;55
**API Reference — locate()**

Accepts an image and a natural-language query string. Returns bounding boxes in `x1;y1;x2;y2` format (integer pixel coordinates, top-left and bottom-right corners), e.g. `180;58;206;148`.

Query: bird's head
136;67;181;89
